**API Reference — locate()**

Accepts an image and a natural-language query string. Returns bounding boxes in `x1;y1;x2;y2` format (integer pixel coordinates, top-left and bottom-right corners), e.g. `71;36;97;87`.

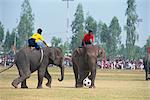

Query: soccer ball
83;77;91;87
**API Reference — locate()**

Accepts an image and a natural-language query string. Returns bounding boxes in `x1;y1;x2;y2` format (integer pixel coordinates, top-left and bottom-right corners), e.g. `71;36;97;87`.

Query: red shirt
83;33;94;42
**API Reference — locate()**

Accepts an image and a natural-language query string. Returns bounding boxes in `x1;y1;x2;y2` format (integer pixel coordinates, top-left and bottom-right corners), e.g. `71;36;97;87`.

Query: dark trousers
28;38;40;50
81;41;92;47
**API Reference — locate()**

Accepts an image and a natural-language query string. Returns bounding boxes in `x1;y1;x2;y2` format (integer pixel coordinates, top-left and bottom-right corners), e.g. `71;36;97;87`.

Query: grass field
0;66;150;100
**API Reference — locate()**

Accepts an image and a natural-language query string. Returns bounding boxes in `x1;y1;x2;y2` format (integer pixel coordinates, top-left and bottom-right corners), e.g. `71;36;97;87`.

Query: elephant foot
75;84;83;88
46;83;51;88
11;82;18;88
37;86;43;89
21;86;28;88
89;85;96;88
146;77;150;80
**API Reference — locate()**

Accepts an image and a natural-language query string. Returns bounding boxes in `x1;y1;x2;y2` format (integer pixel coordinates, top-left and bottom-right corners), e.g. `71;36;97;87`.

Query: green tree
85;15;97;36
51;36;62;47
143;36;150;55
17;0;34;48
100;23;110;57
133;45;143;59
10;28;19;52
71;3;84;51
3;30;11;52
125;0;138;59
96;21;103;46
100;24;109;43
0;22;4;44
60;41;70;55
145;36;150;46
109;16;122;58
118;44;126;58
51;37;70;55
3;29;17;53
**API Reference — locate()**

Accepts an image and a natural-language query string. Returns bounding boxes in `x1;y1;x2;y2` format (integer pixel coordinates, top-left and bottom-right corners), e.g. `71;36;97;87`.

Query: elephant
11;47;64;89
72;45;105;88
143;53;150;80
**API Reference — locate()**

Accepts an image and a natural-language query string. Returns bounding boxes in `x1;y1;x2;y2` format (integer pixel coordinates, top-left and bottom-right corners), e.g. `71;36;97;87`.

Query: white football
83;77;91;87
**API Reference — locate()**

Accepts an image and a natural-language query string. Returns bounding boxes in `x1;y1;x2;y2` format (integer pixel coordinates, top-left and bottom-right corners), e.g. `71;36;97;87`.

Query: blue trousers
28;38;40;50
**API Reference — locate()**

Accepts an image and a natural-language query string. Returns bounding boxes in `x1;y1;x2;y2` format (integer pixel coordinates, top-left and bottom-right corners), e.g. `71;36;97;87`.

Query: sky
0;0;149;47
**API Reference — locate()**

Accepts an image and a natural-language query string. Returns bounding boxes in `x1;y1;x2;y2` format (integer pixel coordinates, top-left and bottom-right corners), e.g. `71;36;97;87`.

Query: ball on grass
83;77;91;87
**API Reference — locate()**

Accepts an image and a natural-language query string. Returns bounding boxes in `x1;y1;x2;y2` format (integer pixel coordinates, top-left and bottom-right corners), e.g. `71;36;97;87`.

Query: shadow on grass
56;86;93;89
0;86;76;90
53;86;75;89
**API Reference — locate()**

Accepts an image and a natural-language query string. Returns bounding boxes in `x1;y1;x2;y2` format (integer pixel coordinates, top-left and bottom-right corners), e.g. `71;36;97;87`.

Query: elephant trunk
58;65;64;82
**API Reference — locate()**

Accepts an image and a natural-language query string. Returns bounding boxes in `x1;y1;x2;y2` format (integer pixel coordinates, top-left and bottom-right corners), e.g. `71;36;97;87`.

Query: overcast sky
0;0;149;47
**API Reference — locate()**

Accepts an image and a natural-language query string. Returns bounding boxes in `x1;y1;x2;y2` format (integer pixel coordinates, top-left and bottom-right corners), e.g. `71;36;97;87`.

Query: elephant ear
73;48;83;57
98;47;106;61
98;47;103;55
56;47;63;52
48;47;56;61
77;48;83;56
55;47;63;58
49;47;63;61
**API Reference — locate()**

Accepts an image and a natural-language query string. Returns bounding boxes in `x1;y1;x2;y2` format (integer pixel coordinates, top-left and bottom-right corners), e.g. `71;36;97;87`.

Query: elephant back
73;45;99;57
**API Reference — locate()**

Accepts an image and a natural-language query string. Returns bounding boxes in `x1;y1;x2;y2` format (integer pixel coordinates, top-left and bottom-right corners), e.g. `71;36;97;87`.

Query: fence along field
0;66;150;100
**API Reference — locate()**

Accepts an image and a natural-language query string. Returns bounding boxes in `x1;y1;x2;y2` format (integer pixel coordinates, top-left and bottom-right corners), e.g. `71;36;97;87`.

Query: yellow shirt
31;33;44;42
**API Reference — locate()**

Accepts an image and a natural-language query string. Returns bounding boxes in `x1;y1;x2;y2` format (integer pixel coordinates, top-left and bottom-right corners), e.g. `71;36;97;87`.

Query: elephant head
78;45;106;60
97;47;106;61
47;47;64;81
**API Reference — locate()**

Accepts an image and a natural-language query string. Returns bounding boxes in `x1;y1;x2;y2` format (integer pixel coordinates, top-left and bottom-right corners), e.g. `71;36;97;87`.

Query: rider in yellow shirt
31;32;44;42
28;28;48;50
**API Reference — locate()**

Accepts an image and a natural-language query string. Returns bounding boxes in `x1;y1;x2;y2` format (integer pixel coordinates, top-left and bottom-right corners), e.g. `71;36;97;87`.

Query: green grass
0;66;150;100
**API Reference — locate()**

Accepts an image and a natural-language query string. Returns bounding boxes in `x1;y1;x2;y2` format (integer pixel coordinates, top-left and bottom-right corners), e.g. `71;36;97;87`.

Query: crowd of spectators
97;58;144;70
0;54;14;66
0;53;145;70
63;55;144;70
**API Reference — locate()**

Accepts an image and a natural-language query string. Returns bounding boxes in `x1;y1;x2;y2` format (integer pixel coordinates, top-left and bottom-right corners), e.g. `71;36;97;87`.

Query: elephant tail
0;63;14;74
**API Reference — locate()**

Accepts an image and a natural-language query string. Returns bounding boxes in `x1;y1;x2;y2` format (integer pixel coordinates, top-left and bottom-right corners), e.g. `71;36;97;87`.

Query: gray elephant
72;45;105;88
143;53;150;80
12;47;64;88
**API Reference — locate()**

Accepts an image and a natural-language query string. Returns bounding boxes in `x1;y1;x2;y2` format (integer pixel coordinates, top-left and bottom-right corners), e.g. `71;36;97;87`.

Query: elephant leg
12;69;31;88
44;69;52;88
148;67;150;80
145;66;150;80
145;71;148;80
84;71;89;79
88;68;96;88
73;63;78;87
21;79;28;88
76;70;89;88
76;70;84;88
37;65;46;89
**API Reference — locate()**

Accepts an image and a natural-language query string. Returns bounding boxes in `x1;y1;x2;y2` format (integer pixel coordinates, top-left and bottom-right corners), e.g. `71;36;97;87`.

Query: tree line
70;0;150;60
0;0;150;60
0;0;34;53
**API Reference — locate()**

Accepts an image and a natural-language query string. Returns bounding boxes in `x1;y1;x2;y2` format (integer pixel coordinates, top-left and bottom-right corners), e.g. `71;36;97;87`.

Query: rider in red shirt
82;30;94;47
